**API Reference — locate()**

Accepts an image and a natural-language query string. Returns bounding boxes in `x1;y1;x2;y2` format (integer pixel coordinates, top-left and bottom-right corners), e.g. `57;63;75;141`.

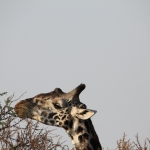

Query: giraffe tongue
65;83;86;101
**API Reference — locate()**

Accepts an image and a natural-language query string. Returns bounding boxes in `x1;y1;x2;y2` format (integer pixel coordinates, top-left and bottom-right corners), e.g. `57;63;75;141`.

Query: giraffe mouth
14;99;35;118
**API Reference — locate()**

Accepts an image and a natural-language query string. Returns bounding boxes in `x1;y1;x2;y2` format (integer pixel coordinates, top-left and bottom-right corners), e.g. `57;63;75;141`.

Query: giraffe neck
66;119;102;150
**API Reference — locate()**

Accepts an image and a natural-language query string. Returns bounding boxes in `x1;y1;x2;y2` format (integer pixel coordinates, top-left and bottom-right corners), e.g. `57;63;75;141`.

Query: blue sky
0;1;150;149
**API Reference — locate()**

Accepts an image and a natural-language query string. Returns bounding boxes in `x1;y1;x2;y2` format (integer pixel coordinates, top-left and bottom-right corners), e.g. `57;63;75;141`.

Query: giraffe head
14;84;101;150
14;84;95;125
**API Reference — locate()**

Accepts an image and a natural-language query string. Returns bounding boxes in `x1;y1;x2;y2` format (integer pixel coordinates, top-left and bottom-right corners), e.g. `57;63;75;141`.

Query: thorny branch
115;133;150;150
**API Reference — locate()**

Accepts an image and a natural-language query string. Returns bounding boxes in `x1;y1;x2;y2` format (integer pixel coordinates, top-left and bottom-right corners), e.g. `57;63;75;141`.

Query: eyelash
53;103;61;109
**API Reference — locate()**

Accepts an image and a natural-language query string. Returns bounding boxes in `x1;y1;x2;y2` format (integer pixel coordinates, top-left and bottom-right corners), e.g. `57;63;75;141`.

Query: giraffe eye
53;103;61;109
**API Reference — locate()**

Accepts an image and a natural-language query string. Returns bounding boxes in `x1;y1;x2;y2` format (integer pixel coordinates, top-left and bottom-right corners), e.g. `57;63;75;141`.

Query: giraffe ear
76;108;97;120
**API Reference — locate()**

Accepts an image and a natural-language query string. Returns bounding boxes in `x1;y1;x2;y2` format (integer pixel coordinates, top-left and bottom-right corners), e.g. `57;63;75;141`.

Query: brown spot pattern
76;126;83;134
48;113;57;119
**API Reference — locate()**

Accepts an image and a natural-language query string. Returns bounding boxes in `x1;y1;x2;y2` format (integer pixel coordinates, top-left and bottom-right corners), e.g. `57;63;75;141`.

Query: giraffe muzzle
14;99;34;118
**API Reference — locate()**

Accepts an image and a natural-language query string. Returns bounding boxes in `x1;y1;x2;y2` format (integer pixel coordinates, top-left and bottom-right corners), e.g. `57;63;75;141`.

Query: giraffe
14;84;102;150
